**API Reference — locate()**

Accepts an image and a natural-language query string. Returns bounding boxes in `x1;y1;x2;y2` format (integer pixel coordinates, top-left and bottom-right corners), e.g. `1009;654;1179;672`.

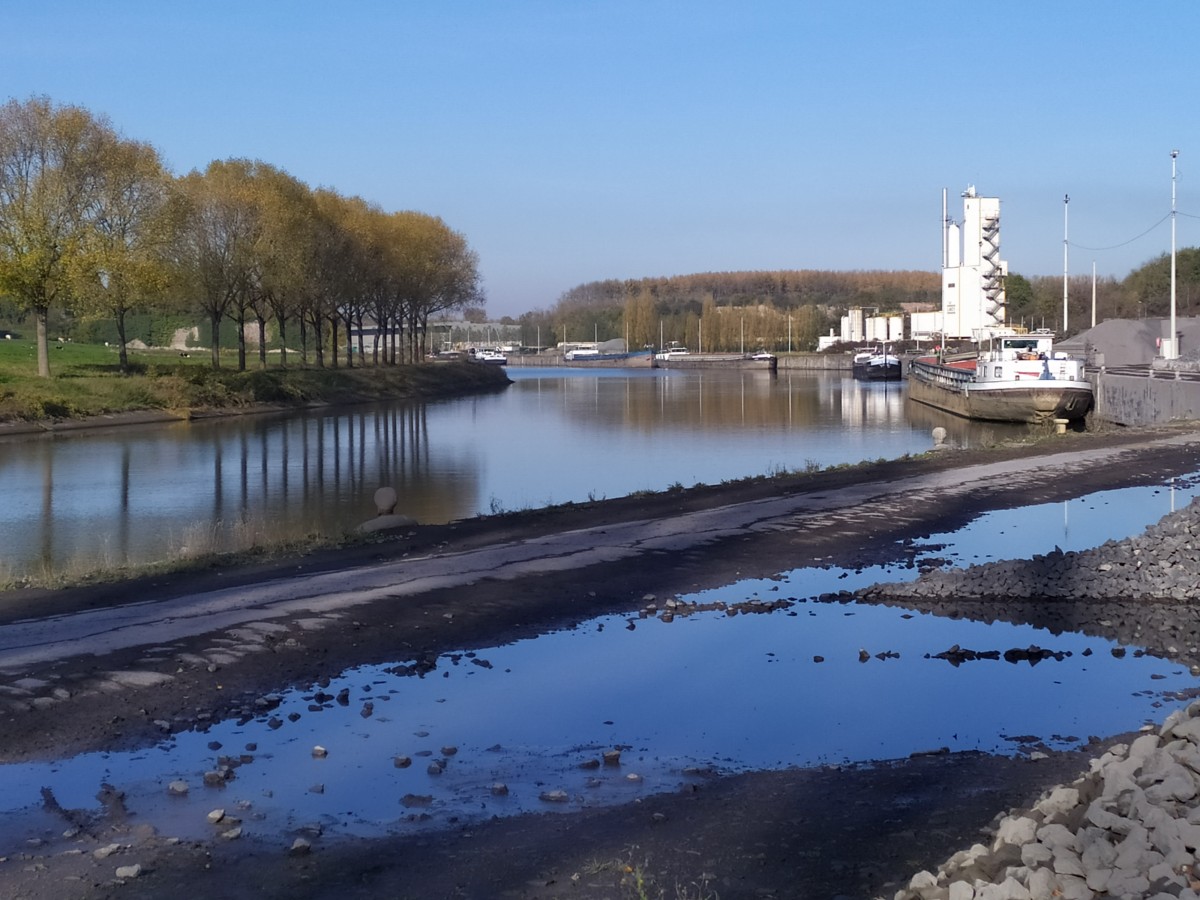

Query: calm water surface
0;368;1025;578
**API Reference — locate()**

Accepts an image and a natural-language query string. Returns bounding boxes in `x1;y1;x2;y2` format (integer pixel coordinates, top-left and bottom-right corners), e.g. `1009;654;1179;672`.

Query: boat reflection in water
903;395;1031;448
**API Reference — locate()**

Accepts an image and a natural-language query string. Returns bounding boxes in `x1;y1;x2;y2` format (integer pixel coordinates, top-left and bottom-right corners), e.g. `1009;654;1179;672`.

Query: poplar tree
0;96;113;376
71;136;175;373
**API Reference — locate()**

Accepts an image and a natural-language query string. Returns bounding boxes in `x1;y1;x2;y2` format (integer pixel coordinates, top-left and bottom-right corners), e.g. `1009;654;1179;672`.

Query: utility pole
1169;149;1179;359
1062;194;1070;334
1092;261;1097;329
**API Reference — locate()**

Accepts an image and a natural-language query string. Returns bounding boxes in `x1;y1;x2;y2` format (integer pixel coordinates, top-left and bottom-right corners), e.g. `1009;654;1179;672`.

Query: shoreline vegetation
0;339;510;431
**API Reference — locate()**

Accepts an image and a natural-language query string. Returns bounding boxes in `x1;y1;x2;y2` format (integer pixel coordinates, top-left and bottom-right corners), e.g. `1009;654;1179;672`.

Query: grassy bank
0;338;510;423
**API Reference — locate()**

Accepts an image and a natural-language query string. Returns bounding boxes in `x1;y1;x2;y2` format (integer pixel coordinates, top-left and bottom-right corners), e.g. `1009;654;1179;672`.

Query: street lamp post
1092;261;1097;329
1169;149;1179;360
1063;195;1069;334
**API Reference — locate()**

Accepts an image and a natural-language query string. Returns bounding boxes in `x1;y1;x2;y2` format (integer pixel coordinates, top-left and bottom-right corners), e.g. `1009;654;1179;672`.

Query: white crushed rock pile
893;702;1200;900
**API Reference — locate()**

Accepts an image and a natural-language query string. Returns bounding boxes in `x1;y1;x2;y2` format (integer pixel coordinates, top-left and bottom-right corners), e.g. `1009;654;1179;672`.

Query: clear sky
4;1;1197;318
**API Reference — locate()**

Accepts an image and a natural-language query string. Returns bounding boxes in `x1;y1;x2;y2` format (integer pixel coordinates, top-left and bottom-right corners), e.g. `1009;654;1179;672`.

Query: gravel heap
859;496;1200;604
893;702;1200;900
869;494;1200;898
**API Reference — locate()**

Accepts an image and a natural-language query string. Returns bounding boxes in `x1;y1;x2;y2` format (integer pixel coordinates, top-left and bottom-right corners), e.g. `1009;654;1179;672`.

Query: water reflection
0;406;481;577
0;369;1043;578
0;559;1193;846
904;397;1031;446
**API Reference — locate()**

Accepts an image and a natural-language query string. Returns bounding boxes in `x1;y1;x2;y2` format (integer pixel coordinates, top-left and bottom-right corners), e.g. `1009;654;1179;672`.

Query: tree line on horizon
510;252;1200;352
511;269;939;352
0;96;483;378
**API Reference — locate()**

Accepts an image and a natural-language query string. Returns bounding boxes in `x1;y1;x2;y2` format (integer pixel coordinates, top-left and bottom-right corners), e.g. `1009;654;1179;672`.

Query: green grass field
0;337;510;423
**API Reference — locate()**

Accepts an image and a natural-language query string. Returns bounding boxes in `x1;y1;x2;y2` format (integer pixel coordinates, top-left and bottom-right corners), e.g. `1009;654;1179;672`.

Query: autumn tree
334;196;391;365
789;303;829;350
298;188;358;367
248;164;320;368
0;96;114;376
391;213;483;362
621;286;656;349
173;160;261;368
70;135;175;373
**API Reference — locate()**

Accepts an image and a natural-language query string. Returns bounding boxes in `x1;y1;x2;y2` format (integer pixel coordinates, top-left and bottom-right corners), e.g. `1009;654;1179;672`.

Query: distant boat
653;343;777;370
852;345;902;381
471;348;508;365
564;348;602;360
564;347;631;361
907;331;1092;424
654;342;691;361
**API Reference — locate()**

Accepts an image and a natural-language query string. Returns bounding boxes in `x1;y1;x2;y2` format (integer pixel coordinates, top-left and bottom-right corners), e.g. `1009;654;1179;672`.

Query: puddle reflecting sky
2;477;1198;846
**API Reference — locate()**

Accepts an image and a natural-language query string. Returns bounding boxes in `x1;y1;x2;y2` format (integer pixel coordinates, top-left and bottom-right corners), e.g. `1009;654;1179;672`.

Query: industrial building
842;187;1009;345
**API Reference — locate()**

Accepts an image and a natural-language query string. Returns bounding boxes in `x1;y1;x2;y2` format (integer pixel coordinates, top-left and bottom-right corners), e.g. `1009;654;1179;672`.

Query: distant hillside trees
521;270;938;351
523;255;1200;351
1119;248;1200;320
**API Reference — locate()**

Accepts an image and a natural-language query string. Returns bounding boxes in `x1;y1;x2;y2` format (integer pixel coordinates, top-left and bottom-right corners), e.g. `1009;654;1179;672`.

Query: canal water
0;368;1026;580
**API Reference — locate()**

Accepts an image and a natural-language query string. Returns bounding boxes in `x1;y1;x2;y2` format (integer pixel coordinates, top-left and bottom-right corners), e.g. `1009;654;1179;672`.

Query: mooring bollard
374;486;398;516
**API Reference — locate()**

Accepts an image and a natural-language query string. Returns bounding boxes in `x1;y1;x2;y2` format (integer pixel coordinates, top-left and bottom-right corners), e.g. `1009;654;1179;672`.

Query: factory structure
833;186;1009;346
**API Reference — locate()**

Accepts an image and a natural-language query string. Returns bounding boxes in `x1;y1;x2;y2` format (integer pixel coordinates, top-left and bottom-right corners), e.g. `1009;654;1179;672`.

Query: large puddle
2;477;1199;849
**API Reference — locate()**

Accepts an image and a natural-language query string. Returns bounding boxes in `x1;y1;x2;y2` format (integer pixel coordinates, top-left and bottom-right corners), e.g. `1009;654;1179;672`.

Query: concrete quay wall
1093;372;1200;427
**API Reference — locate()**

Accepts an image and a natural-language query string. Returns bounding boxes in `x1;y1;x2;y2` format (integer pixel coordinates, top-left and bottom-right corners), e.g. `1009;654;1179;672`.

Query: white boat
564;348;601;360
906;331;1092;424
654;342;691;361
472;348;508;365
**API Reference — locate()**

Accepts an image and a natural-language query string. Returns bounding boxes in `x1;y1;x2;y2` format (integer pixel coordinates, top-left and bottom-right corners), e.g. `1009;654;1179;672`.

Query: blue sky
4;2;1197;317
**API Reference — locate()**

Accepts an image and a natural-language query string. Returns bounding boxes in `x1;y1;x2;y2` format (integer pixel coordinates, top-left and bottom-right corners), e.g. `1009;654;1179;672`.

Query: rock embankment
860;495;1200;604
894;703;1200;900
869;493;1200;898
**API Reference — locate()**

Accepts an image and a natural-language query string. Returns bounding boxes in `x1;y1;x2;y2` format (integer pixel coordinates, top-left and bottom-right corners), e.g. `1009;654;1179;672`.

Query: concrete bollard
373;486;398;516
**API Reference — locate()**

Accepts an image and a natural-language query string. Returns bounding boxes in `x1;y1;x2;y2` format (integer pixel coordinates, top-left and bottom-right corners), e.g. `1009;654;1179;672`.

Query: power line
1068;212;1171;252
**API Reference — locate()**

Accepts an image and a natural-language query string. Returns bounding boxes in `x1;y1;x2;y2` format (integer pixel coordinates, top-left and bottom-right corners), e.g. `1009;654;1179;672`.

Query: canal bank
0;359;512;438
